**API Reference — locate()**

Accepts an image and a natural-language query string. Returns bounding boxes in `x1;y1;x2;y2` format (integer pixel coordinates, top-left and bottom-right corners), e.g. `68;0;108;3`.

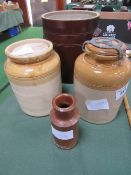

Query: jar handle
82;40;90;52
82;37;127;60
126;50;131;59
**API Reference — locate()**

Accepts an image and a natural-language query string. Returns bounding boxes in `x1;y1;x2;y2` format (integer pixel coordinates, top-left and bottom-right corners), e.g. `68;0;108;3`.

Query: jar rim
41;10;99;21
84;37;127;61
5;38;53;64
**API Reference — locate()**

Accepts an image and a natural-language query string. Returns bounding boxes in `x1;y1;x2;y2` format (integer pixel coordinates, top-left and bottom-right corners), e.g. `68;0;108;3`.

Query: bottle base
53;140;78;150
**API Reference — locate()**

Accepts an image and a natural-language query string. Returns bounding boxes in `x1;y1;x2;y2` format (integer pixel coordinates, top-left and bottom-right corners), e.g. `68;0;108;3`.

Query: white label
116;83;129;101
85;99;109;111
51;126;73;140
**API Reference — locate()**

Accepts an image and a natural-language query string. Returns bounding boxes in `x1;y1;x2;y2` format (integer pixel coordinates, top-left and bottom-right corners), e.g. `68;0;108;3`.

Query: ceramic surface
50;93;80;149
42;10;99;83
74;37;131;123
5;39;62;117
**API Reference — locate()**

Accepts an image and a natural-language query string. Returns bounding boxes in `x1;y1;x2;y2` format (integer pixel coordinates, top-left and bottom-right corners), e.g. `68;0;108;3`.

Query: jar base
80;115;118;124
23;111;49;118
74;78;123;124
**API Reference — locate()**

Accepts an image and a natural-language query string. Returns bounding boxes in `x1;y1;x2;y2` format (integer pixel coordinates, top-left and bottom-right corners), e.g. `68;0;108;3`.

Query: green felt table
0;83;131;175
0;9;23;33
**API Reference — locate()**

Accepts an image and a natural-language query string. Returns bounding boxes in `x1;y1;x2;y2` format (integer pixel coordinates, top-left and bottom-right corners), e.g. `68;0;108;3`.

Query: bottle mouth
53;93;76;112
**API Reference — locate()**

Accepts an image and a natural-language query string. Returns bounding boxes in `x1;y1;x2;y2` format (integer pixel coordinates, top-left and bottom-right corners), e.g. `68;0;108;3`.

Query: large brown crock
42;10;99;83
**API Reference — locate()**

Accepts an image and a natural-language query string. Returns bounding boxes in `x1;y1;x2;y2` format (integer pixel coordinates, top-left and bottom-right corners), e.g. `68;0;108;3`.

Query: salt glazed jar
74;37;131;124
4;38;62;117
50;93;80;149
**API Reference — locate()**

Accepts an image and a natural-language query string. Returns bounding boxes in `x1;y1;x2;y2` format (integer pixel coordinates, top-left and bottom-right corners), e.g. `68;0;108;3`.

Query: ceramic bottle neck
52;93;76;120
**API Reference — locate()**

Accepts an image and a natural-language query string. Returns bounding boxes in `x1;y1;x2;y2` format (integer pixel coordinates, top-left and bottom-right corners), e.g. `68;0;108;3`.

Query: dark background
98;19;131;44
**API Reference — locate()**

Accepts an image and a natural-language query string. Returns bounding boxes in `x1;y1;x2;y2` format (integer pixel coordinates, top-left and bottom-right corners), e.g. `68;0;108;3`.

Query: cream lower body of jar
8;72;62;117
74;77;125;124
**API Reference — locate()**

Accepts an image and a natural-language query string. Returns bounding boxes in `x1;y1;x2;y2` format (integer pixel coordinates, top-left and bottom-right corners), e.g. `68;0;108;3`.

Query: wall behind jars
30;0;57;26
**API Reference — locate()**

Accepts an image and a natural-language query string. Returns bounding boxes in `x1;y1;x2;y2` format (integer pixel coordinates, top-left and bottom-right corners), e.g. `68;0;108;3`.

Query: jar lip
52;93;76;112
84;37;127;61
5;38;53;64
41;10;99;21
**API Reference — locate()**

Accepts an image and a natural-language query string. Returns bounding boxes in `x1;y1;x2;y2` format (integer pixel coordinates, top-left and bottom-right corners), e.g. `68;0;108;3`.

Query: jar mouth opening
84;37;127;61
42;10;99;21
53;93;75;112
5;38;53;64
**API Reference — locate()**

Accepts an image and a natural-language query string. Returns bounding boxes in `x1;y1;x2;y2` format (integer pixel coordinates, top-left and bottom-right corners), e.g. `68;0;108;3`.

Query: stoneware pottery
50;93;80;149
42;10;99;83
74;37;131;124
5;38;62;117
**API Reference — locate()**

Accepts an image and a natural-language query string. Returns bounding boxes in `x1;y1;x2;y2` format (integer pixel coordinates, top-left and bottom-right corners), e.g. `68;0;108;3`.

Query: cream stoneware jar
5;38;62;117
74;37;131;124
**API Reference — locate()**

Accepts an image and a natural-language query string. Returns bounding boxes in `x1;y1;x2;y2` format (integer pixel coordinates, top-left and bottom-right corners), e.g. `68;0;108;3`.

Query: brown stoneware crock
50;93;80;149
42;10;99;83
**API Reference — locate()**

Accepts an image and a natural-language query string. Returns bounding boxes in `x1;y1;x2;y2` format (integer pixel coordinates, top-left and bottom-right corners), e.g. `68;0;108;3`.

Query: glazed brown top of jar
5;38;53;64
5;51;60;80
4;39;60;80
74;37;131;90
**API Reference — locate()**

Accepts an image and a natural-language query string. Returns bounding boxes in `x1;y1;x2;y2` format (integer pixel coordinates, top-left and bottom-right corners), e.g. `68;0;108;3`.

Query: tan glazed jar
4;38;62;117
74;37;131;124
